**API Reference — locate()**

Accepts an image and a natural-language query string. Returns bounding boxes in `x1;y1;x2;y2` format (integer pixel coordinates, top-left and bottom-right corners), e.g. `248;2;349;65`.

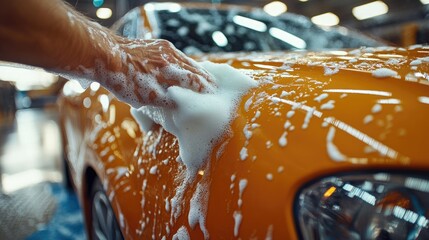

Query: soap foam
132;61;257;174
233;211;243;237
372;68;398;78
132;61;256;237
314;93;328;103
172;226;190;240
188;182;209;239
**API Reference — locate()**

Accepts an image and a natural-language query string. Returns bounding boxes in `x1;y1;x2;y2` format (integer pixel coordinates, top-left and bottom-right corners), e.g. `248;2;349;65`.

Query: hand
0;0;216;108
108;38;216;108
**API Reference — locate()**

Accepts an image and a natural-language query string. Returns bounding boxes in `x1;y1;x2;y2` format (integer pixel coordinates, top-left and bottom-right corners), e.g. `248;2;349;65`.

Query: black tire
90;178;124;240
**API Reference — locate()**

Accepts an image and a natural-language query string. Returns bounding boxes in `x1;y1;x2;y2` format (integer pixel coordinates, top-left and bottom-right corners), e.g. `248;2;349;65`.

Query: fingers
138;40;215;92
116;38;217;107
167;47;216;85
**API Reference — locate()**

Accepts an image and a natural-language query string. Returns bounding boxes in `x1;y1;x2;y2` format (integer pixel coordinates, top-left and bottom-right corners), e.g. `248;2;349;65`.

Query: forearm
0;0;215;108
0;0;114;71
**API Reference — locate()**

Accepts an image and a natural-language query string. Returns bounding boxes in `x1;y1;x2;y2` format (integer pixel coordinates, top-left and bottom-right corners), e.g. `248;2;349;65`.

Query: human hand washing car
0;0;215;108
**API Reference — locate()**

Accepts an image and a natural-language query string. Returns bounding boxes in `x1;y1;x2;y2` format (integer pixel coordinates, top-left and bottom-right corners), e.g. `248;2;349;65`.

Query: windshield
150;7;382;55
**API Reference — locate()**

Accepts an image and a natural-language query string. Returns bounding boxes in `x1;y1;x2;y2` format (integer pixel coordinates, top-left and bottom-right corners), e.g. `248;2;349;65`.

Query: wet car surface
60;2;429;239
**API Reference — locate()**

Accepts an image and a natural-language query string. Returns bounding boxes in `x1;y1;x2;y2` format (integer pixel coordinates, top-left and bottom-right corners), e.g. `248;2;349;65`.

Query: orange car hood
189;46;429;238
62;46;429;239
198;46;429;167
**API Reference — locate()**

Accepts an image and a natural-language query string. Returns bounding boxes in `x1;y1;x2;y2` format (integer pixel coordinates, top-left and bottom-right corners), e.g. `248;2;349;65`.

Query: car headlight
296;172;429;240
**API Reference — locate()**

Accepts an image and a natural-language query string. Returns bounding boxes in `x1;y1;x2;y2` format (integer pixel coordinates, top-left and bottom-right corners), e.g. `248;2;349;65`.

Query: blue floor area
26;183;86;240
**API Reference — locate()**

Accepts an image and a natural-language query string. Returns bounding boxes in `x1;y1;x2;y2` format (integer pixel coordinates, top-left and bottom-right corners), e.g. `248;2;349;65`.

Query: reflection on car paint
61;44;429;238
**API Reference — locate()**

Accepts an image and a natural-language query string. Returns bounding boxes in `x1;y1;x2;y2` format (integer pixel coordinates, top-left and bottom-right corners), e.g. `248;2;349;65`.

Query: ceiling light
263;1;287;16
96;7;112;19
233;15;267;32
299;0;308;2
352;1;388;20
311;12;339;27
269;27;306;49
420;0;429;4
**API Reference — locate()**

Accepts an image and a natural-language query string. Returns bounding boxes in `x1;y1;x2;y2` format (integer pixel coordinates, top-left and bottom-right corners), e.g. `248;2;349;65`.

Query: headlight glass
296;172;429;240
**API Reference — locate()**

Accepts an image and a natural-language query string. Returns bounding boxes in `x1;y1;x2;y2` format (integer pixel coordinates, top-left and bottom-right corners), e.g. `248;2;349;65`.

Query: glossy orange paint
60;45;429;239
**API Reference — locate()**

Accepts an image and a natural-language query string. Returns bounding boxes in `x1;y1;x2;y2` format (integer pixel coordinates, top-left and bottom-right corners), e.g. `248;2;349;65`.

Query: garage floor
0;108;86;239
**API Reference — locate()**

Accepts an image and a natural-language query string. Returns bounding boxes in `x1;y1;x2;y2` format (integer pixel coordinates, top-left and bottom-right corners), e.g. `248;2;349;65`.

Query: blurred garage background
0;0;429;239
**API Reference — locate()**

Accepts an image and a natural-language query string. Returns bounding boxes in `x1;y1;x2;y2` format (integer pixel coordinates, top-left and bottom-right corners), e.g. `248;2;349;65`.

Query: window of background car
148;7;382;55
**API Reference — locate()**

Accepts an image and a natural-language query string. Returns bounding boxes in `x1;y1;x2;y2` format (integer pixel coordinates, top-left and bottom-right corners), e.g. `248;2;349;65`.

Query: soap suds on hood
278;131;288;147
371;103;382;113
132;61;257;175
320;100;335;110
372;68;399;78
132;61;256;238
240;147;248;161
233;211;242;237
323;66;339;76
172;226;190;240
314;93;328;102
188;182;209;238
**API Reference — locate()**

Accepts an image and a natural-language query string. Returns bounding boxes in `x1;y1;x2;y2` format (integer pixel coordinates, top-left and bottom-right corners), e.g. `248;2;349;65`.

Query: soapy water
132;61;257;175
60;38;216;108
131;61;256;238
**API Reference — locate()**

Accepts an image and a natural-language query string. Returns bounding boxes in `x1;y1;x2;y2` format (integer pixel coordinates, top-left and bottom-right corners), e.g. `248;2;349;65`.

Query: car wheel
90;178;124;240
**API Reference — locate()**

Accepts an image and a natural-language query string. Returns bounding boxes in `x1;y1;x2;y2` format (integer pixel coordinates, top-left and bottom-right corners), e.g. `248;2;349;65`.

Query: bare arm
0;0;215;107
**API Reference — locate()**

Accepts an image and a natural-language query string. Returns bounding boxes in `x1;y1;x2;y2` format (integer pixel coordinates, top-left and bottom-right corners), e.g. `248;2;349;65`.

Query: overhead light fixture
299;0;308;2
269;27;307;49
311;12;339;27
233;15;267;32
96;7;112;19
352;1;388;20
263;1;287;16
420;0;429;4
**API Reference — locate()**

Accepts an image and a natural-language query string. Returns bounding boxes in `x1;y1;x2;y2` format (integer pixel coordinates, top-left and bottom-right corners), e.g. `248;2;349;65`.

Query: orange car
59;2;429;240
